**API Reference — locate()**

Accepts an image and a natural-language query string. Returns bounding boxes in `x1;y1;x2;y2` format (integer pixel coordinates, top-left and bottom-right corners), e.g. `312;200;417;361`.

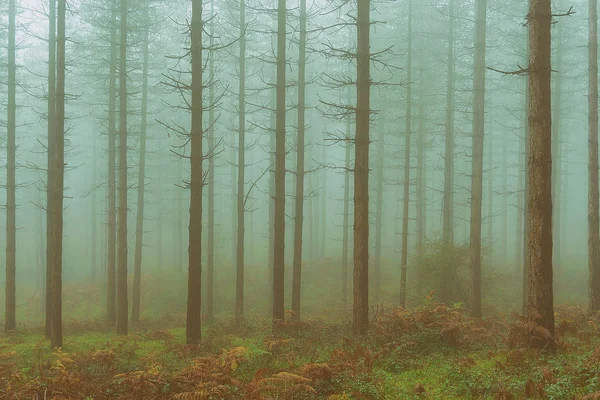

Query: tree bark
236;0;246;319
107;0;118;326
527;0;555;349
5;0;17;332
206;0;216;320
49;0;66;348
45;0;56;339
416;50;425;297
441;0;455;305
187;0;204;344
116;0;129;336
400;0;412;308
353;0;370;335
374;115;384;305
589;0;600;313
273;0;287;325
469;0;486;320
291;0;306;320
131;4;149;323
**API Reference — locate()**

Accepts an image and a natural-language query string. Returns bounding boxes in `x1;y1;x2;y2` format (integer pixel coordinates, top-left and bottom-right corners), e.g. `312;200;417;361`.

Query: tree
353;0;370;335
5;0;16;332
48;0;66;348
45;0;56;339
526;0;555;350
291;0;307;320
187;0;204;345
116;0;129;336
470;0;486;319
399;0;412;308
206;0;216;321
236;0;247;320
131;0;150;323
440;0;455;305
589;0;600;313
107;0;118;325
272;0;286;326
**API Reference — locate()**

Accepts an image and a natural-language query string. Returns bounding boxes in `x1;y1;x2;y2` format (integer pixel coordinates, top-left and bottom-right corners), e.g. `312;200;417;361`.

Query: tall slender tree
373;115;384;304
353;0;370;335
440;0;455;305
206;0;216;321
187;0;204;344
273;0;287;325
116;0;129;336
399;0;412;308
107;0;118;325
470;0;487;319
132;1;150;323
5;0;17;332
527;0;555;350
46;0;56;339
236;0;247;320
49;0;66;348
291;0;307;320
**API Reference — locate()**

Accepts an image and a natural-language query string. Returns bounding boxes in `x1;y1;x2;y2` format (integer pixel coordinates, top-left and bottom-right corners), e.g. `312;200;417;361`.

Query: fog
0;0;593;334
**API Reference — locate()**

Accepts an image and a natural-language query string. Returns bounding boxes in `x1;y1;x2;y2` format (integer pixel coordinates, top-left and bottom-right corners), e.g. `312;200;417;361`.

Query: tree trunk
416;52;425;297
353;0;370;335
131;6;149;323
46;0;56;339
236;0;246;319
342;137;351;304
374;116;384;305
441;0;455;305
91;134;98;283
469;0;486;319
291;0;306;320
107;0;118;326
187;0;204;344
273;0;287;325
527;0;555;349
487;133;493;249
502;129;508;263
49;0;66;348
400;0;412;308
206;0;216;320
116;0;129;336
177;158;184;273
589;0;600;313
5;0;17;332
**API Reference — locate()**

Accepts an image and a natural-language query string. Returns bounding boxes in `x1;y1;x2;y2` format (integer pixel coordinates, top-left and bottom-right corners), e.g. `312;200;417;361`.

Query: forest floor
0;262;598;399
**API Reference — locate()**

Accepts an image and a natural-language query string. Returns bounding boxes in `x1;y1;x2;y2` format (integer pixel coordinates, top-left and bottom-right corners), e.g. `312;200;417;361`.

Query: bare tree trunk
589;0;600;313
320;145;327;258
373;115;384;305
522;41;531;315
502;129;508;263
107;0;118;325
441;0;455;305
291;0;306;320
206;0;216;320
527;0;555;349
236;0;246;319
177;158;184;273
273;0;286;325
187;0;204;345
416;55;425;297
5;0;17;332
487;134;493;249
46;0;56;339
91;134;98;284
49;0;66;348
353;0;370;335
131;7;149;323
516;126;524;276
470;0;486;319
342;138;351;304
116;0;129;336
400;0;412;308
